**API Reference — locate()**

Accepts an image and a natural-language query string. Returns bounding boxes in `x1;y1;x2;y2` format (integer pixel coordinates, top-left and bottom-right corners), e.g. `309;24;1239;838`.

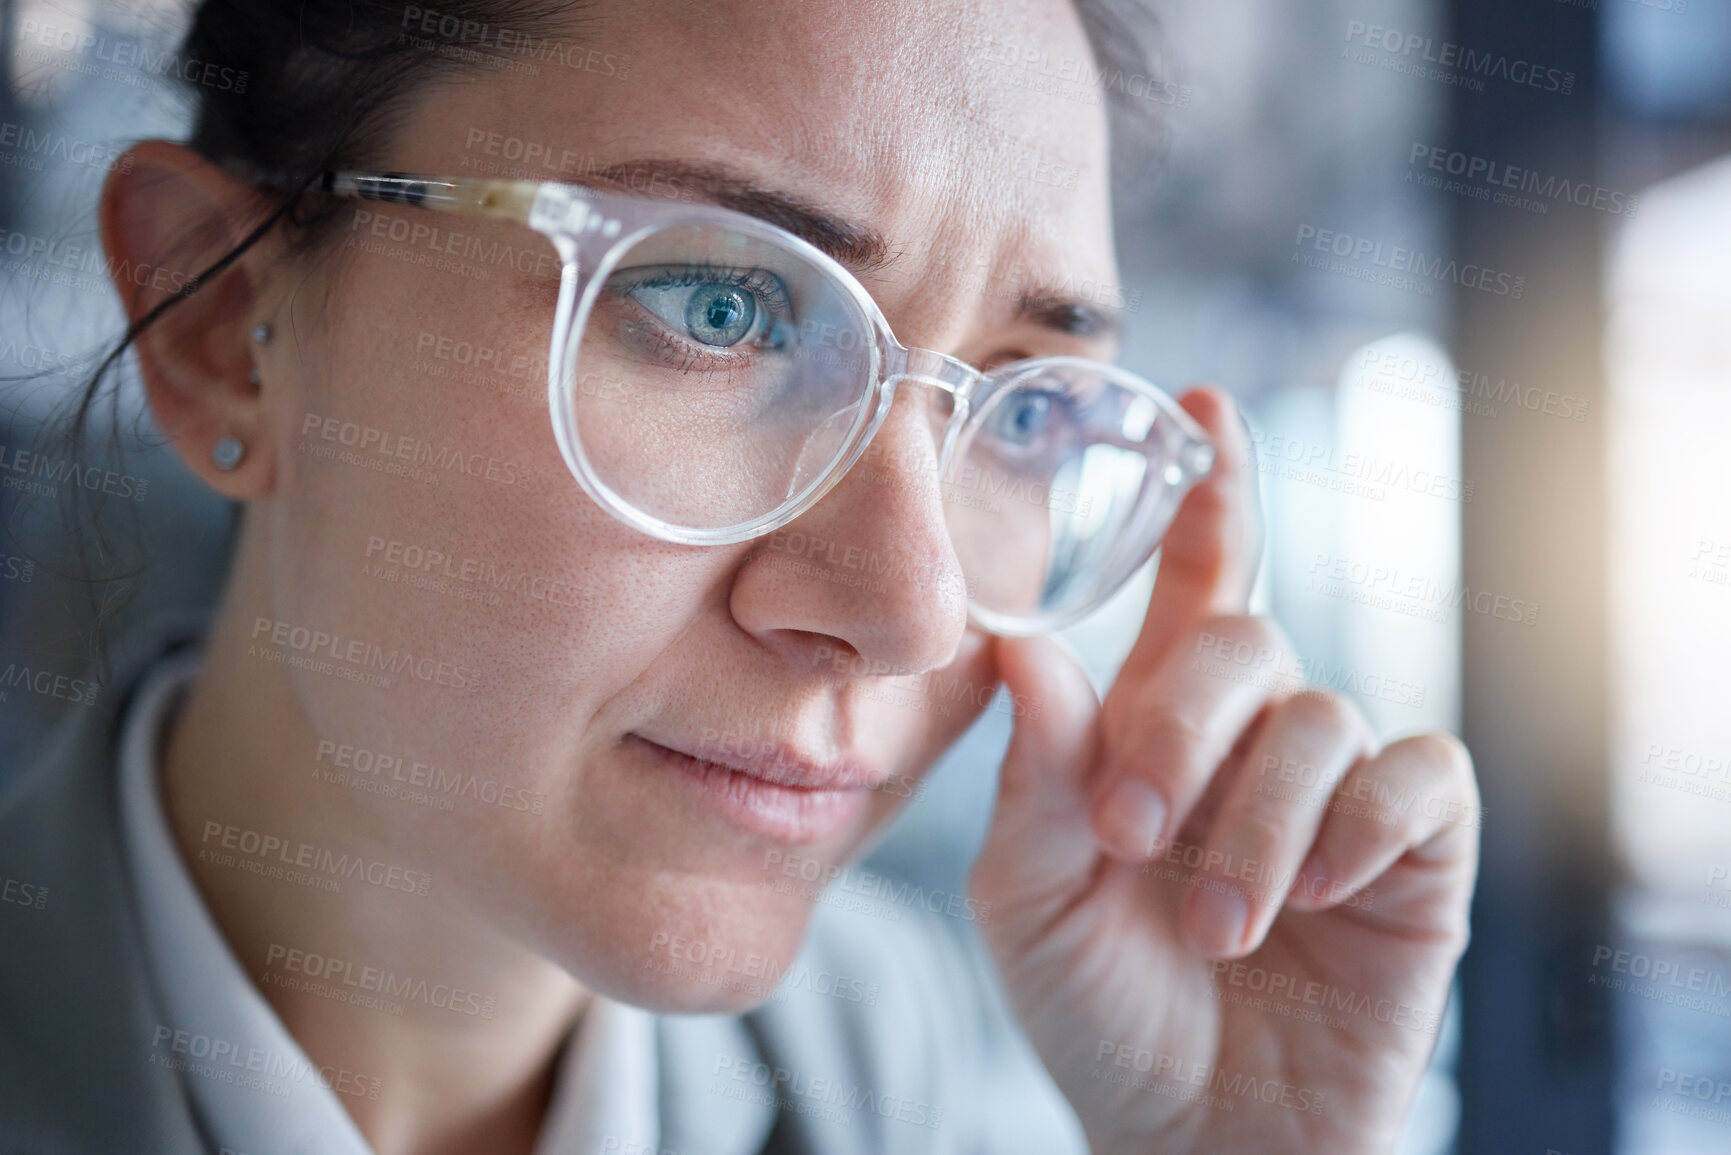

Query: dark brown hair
31;0;1166;661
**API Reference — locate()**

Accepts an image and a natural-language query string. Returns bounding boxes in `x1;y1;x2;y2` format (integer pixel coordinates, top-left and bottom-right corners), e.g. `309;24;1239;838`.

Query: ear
99;140;277;499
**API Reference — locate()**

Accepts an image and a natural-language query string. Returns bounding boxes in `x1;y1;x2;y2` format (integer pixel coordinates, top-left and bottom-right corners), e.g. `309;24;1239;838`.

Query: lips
625;732;881;844
683;734;882;792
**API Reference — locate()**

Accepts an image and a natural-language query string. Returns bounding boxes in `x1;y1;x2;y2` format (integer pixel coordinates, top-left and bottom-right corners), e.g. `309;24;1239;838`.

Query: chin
555;874;823;1015
622;966;791;1016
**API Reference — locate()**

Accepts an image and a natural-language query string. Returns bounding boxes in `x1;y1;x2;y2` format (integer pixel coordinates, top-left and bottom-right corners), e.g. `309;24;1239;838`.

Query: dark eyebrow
578;158;894;275
578;158;1123;343
1017;291;1123;342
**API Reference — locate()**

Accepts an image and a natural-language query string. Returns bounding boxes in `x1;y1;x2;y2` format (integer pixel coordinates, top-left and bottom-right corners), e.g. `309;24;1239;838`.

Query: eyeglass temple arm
317;171;543;227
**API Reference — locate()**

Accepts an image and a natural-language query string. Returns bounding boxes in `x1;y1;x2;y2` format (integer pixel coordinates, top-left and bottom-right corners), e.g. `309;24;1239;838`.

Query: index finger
1120;386;1263;685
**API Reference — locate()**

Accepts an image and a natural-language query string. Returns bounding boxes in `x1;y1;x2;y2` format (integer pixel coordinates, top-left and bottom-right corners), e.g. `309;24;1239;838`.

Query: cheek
259;262;720;836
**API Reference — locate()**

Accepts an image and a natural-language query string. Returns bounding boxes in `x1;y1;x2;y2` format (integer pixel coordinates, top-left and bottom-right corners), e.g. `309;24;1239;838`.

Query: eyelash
602;263;795;378
617;263;794;317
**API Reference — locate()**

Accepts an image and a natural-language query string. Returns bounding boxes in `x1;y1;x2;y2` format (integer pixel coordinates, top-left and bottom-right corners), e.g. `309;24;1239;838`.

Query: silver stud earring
212;436;246;471
247;367;261;385
252;322;271;344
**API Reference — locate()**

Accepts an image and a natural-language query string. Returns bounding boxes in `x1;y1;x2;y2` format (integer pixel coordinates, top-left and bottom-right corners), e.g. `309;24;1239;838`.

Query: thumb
994;631;1102;803
971;632;1105;940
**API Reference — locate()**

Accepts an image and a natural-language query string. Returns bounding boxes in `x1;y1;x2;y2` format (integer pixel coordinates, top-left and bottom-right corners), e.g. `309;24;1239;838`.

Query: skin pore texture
100;2;1481;1154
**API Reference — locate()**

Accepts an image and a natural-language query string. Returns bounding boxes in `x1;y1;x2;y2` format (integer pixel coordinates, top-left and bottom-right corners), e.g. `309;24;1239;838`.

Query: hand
970;387;1480;1155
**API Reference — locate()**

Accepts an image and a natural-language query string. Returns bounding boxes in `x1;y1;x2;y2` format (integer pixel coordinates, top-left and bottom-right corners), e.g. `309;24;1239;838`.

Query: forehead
400;0;1117;338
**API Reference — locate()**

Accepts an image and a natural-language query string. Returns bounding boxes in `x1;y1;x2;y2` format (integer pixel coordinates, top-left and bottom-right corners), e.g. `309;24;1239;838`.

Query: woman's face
250;0;1118;1010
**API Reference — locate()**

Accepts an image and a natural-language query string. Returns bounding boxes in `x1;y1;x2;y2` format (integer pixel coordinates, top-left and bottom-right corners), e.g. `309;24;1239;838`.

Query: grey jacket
0;616;1085;1154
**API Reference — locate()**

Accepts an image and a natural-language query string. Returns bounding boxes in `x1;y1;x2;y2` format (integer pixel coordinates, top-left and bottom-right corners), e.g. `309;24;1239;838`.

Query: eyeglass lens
564;220;1205;628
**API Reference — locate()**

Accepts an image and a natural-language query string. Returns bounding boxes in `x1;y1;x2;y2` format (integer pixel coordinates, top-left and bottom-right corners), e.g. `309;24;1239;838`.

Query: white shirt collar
115;646;662;1155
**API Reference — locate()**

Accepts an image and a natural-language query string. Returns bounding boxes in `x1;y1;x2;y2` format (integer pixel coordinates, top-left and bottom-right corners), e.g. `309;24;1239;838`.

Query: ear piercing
221;323;268;470
227;324;267;468
212;436;246;471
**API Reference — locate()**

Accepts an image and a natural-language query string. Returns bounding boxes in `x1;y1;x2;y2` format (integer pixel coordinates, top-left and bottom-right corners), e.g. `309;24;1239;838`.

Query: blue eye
620;265;789;351
993;390;1057;447
685;283;757;346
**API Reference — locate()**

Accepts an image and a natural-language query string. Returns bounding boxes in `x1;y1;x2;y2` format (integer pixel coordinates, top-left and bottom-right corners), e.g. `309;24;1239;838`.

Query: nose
729;375;971;678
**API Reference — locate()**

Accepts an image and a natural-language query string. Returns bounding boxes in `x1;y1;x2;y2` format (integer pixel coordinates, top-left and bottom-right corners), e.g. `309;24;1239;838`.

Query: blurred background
3;1;1730;1152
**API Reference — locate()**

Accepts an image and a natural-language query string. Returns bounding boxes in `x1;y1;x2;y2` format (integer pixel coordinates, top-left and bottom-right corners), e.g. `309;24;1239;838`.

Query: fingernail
1188;886;1248;956
1099;779;1168;860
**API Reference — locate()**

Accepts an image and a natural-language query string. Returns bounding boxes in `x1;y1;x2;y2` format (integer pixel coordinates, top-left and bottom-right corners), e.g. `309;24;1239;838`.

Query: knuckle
1189;615;1298;680
1248;613;1294;654
1137;710;1214;778
1276;688;1357;738
1406;731;1474;782
1198;612;1256;645
1202;612;1286;649
1231;800;1299;858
